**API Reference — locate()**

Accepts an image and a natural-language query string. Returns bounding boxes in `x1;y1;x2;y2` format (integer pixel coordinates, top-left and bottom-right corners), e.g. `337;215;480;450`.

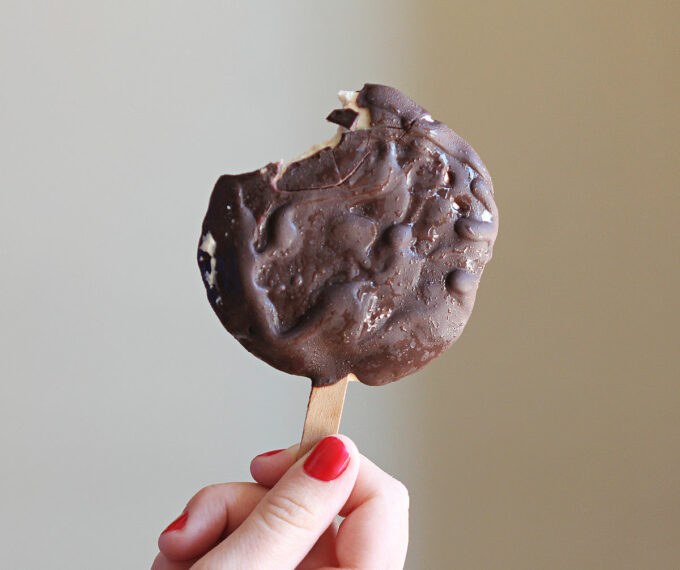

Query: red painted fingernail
162;511;188;534
256;448;285;458
303;436;350;481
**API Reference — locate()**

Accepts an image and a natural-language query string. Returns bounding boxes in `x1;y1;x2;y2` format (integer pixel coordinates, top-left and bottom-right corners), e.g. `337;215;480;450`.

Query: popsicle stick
297;373;356;459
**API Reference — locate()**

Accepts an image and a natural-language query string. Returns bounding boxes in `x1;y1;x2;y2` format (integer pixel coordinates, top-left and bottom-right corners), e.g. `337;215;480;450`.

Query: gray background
1;1;678;568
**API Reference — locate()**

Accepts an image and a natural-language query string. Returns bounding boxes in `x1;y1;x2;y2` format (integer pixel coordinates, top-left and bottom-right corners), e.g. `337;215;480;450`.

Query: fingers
157;444;297;565
157;438;410;569
157;482;268;562
192;435;360;570
249;444;298;488
250;441;410;568
150;552;197;570
334;454;410;569
296;522;339;569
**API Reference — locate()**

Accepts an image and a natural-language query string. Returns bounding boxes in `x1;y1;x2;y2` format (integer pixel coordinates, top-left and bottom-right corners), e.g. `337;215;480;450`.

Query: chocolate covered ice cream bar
198;84;498;387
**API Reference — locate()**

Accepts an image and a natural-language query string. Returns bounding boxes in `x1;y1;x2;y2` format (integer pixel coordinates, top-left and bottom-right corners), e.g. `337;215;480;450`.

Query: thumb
193;435;359;570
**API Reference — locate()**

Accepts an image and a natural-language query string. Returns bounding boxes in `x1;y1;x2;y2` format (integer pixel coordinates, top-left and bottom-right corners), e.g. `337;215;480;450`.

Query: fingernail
161;511;188;534
303;436;350;481
256;448;285;458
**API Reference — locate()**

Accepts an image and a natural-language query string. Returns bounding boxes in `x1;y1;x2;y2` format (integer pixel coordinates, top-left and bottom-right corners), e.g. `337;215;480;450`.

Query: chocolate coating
198;84;498;386
326;108;359;129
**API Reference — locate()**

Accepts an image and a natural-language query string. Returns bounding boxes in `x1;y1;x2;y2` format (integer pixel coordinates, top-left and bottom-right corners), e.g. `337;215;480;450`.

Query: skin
151;435;409;570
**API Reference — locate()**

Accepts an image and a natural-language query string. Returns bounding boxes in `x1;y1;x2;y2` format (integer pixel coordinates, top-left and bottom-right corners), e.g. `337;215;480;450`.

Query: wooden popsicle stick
297;373;356;460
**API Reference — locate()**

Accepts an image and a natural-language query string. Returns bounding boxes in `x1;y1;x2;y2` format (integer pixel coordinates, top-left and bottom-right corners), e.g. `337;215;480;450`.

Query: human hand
151;435;409;569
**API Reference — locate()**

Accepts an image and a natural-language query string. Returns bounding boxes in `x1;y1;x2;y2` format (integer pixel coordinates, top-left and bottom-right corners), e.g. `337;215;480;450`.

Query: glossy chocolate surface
198;84;498;386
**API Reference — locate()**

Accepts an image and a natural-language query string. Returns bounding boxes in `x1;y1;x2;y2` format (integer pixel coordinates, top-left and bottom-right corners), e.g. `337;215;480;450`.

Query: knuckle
388;478;410;510
194;483;221;503
258;493;316;535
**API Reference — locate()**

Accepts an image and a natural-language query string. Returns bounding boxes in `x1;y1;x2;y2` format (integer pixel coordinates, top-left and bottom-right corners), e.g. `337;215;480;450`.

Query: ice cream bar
198;84;498;387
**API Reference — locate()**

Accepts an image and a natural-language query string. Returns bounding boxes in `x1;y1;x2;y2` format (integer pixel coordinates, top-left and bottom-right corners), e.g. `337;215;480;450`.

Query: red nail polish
162;511;188;534
303;436;350;481
256;448;285;458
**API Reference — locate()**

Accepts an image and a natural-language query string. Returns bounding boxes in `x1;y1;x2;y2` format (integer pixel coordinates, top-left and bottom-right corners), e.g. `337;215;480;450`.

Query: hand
151;435;409;569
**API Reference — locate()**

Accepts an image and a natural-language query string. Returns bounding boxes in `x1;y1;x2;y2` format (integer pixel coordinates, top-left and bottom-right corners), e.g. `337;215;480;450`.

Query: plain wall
1;1;678;569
